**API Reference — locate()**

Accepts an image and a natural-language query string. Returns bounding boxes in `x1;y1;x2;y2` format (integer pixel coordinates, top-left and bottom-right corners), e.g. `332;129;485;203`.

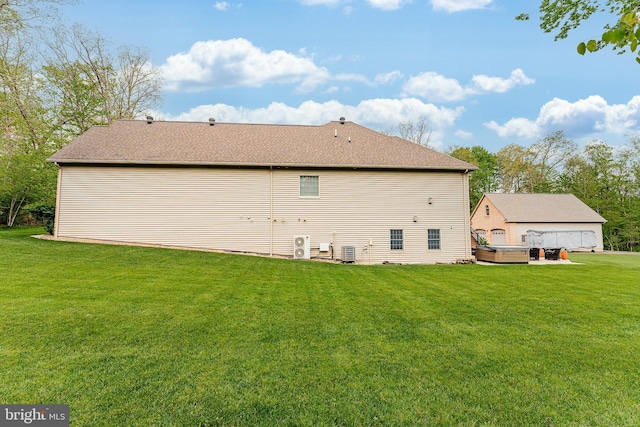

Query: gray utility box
341;246;356;263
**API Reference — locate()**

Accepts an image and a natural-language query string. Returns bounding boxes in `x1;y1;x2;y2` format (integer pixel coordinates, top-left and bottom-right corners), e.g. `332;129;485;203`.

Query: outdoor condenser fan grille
293;235;310;260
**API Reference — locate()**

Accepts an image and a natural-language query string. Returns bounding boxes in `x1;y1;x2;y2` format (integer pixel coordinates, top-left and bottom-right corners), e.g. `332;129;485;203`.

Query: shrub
27;204;56;235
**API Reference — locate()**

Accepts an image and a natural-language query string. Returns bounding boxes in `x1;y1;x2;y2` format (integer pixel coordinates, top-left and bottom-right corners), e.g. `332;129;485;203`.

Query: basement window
390;229;404;250
300;175;319;197
428;229;441;250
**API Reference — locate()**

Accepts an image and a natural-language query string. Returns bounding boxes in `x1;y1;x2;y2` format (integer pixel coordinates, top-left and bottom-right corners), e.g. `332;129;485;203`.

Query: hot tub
475;245;529;264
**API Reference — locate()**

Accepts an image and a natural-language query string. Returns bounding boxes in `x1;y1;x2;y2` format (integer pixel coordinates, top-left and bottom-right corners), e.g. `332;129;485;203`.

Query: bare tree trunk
6;193;26;227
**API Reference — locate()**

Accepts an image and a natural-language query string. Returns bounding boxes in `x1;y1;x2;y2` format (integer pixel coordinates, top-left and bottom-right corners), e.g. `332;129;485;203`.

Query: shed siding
56;166;472;263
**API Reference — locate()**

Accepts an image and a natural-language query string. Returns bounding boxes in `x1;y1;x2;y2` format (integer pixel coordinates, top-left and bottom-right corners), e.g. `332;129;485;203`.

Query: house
471;193;607;252
47;118;477;264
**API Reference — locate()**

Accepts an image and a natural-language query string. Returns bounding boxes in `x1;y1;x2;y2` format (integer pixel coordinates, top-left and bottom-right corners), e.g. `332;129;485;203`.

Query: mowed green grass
1;227;639;426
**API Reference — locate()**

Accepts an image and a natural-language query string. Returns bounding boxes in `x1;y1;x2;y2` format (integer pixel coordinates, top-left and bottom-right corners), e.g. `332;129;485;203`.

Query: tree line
447;131;640;252
1;0;161;227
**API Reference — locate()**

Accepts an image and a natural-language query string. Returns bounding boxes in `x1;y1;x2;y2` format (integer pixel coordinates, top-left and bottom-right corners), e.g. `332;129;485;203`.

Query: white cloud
485;118;540;139
402;72;468;102
367;0;412;11
214;1;241;10
484;95;640;140
374;70;404;85
403;69;534;102
470;68;534;94
335;73;372;85
454;129;473;139
160;38;331;93
296;0;492;12
298;0;410;10
160;38;403;95
162;98;464;146
431;0;493;13
298;0;342;5
333;70;403;87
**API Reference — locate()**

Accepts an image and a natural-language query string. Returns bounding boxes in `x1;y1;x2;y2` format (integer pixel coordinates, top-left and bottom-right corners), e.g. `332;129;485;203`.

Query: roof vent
209;117;215;126
339;117;346;124
146;115;153;124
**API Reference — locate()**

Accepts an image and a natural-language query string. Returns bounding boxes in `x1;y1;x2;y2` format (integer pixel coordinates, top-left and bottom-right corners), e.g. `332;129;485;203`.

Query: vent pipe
339;117;346;124
146;115;153;124
209;117;215;126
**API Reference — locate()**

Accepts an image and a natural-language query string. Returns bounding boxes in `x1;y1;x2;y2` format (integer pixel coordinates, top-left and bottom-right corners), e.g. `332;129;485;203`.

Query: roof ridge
48;119;478;171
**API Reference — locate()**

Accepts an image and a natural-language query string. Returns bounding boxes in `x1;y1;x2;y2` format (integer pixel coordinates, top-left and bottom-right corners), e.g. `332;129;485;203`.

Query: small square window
300;176;319;197
428;229;441;250
390;229;403;250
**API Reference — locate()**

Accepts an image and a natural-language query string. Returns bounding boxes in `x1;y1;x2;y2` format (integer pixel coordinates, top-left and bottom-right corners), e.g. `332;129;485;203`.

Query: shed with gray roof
48;118;477;263
471;193;606;251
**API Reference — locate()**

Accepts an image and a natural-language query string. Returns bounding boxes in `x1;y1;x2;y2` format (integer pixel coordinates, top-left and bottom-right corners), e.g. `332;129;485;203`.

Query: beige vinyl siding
270;169;471;264
56;166;472;263
56;166;272;253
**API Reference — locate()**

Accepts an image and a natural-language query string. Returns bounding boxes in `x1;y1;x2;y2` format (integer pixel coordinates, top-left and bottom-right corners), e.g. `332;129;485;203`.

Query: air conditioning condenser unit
293;235;311;260
341;245;356;263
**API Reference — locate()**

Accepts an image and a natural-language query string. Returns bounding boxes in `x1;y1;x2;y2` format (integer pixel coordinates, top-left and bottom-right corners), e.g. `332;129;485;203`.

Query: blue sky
60;0;639;152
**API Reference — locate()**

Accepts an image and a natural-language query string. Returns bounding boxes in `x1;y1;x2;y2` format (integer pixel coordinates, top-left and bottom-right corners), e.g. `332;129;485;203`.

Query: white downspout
54;165;62;238
463;170;471;259
270;167;274;256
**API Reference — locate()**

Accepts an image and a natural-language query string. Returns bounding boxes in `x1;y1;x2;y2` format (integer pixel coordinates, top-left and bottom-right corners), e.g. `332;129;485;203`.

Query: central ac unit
342;245;356;263
293;235;311;260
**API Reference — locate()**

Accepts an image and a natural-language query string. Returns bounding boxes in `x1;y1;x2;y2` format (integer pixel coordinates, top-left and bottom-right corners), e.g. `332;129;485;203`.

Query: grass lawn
1;227;640;426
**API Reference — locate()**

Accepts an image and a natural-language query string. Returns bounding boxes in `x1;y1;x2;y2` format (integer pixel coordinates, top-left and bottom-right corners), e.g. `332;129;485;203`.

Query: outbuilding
48;118;477;264
471;193;607;252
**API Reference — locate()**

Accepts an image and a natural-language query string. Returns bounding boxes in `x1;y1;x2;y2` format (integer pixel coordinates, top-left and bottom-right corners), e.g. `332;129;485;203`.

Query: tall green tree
496;131;576;193
0;2;162;226
517;1;640;64
44;24;162;137
495;143;531;193
448;145;499;210
560;139;640;251
0;35;60;227
525;130;577;192
0;0;74;35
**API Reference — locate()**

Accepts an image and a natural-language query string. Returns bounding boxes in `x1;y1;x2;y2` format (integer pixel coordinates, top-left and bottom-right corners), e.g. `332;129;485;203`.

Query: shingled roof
48;119;477;171
479;193;606;223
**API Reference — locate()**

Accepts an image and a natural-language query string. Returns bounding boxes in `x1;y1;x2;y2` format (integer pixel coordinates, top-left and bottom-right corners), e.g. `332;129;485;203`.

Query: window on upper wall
485;205;490;215
300;175;319;197
428;229;441;250
390;229;404;250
